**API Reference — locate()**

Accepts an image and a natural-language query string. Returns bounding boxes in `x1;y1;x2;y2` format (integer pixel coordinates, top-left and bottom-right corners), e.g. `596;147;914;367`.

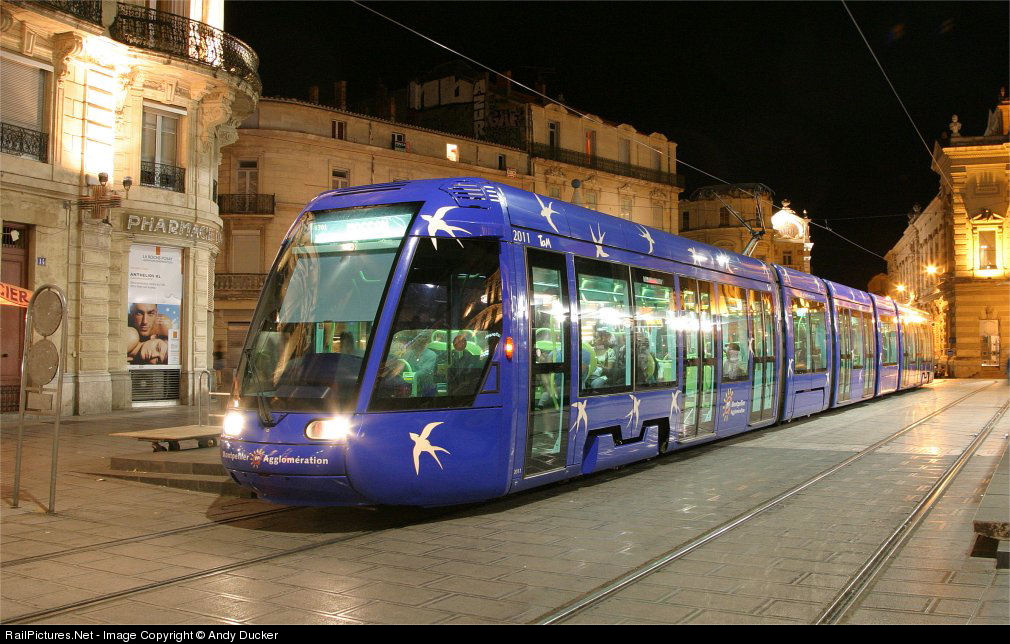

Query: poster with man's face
127;245;182;366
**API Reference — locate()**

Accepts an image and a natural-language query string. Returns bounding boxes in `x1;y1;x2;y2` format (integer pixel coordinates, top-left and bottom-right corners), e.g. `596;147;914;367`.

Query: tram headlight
305;417;352;442
223;411;245;437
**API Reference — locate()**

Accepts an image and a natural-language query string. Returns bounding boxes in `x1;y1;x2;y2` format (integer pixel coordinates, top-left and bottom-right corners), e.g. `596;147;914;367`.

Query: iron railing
215;273;267;299
109;2;261;92
140;160;185;192
218;193;275;215
531;142;685;188
10;0;103;26
1;123;48;162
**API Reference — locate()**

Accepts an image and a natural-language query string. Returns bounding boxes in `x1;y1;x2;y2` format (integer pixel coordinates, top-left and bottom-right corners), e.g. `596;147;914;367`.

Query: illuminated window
585;130;597;157
446;143;459;162
978;230;997;269
620;196;633;219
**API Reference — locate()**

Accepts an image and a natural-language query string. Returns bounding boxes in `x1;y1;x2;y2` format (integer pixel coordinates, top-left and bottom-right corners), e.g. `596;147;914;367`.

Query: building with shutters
883;91;1009;377
677;183;812;273
1;1;259;413
213;81;684;385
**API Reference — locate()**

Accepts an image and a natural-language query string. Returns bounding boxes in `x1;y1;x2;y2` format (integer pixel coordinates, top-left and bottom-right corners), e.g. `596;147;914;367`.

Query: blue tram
220;178;934;506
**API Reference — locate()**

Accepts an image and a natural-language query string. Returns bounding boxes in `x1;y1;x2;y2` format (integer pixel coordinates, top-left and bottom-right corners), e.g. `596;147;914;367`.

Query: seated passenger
404;332;437;397
587;331;616;389
635;336;657;385
724;342;744;379
447;333;483;395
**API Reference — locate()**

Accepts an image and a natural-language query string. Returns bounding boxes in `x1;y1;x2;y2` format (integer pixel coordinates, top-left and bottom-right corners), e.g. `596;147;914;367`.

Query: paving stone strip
3;380;1006;625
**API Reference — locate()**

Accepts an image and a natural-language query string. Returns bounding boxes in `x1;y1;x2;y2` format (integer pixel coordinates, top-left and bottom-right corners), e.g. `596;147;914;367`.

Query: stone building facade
1;0;259;413
883;93;1009;377
214;92;683;383
678;183;812;273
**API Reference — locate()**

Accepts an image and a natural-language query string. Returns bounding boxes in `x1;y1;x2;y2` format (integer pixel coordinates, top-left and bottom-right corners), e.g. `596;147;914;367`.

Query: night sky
226;1;1008;290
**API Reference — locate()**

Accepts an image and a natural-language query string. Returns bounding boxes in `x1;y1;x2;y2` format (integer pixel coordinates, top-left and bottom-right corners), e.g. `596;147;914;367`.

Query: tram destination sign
125;215;222;244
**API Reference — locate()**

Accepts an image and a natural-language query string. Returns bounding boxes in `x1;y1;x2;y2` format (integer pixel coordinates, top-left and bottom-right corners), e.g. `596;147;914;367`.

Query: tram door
748;290;777;423
680;278;716;440
837;308;852;403
862;311;877;398
849;308;865;400
523;250;571;477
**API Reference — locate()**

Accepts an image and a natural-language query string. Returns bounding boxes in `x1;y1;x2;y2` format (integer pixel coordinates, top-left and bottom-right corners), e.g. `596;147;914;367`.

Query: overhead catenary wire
348;0;896;263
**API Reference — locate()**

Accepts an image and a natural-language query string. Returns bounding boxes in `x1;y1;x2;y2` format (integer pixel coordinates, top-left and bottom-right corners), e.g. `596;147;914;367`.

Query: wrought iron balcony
531;142;685;188
1;122;49;162
109;2;261;92
9;1;103;26
218;193;275;215
215;273;267;300
140;160;185;193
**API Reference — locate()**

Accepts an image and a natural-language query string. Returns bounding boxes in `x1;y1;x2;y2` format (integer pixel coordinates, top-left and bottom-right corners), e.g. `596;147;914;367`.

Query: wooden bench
110;425;220;452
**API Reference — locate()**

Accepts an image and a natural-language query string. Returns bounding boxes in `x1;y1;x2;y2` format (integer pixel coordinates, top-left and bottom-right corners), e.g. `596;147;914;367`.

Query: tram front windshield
237;202;420;412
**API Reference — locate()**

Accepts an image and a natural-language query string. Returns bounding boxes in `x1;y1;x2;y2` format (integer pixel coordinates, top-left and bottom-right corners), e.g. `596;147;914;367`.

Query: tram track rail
2;506;300;568
2;381;999;625
536;380;1000;624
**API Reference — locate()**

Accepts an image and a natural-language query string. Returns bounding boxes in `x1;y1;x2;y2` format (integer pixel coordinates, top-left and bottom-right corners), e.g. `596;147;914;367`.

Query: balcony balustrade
140;160;185;192
218;193;275;215
1;122;49;162
10;0;103;26
109;2;261;92
215;273;267;300
531;142;685;188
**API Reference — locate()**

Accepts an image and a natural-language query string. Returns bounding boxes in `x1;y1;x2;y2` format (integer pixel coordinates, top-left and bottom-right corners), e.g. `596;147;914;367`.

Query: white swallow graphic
687;247;709;264
534;194;559;233
669;390;682;418
624;394;641;432
637;225;655;254
571;400;589;433
420;207;471;249
410;421;451;475
590;224;609;258
787;358;794;378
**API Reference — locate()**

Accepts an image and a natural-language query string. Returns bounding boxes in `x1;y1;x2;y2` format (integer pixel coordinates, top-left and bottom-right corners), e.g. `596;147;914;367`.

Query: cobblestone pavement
2;380;1007;625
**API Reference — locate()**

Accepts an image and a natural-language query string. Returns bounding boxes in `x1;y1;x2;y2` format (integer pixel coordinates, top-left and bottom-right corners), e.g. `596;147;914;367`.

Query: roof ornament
949;114;962;138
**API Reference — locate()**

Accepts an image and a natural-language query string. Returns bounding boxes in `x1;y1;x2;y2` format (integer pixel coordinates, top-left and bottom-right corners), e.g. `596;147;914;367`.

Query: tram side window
576;258;632;394
371;238;503;410
632;269;677;388
808;300;827;372
792;297;811;374
719;284;750;382
880;315;898;366
850;310;864;369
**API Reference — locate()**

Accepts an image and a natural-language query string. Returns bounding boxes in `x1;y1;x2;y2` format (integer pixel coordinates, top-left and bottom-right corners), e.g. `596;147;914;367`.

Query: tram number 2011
513;229;552;248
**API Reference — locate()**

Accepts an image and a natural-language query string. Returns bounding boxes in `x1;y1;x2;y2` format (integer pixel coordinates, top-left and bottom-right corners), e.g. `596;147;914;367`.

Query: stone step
109;448;226;476
85;469;254;498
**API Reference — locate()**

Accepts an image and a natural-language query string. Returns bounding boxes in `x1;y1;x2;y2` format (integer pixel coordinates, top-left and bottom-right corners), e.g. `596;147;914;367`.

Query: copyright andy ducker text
6;631;278;642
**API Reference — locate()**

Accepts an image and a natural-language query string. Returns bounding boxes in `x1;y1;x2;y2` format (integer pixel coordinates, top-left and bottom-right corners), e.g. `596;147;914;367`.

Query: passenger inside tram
635;334;658;385
587;330;617;389
447;332;483;395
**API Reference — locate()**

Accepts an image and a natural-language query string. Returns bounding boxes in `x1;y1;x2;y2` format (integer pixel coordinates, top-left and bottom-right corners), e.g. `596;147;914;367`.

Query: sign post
11;284;68;514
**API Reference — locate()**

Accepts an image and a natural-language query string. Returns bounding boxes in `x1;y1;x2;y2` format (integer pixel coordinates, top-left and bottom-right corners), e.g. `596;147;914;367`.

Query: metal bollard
196;369;211;426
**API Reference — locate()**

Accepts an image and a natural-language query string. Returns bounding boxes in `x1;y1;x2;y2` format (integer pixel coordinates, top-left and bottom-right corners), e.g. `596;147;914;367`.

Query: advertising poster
127;244;182;367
